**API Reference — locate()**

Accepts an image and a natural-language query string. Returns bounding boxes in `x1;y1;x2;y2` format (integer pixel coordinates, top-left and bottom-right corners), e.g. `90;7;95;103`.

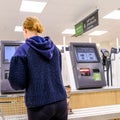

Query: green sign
75;22;84;36
74;9;99;36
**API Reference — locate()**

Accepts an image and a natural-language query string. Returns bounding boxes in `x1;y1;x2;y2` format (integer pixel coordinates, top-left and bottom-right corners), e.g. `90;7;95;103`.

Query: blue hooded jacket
26;36;54;60
9;36;67;108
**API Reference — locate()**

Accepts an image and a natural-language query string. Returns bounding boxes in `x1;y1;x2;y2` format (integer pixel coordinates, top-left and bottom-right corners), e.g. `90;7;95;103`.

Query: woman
8;16;68;120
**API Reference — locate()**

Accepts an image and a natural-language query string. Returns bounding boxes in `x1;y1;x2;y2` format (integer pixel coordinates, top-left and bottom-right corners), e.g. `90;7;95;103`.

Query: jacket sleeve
8;56;28;90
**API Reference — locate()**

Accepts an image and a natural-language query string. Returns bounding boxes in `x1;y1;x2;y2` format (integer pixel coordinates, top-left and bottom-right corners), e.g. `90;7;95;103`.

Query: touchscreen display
4;46;19;63
76;47;98;62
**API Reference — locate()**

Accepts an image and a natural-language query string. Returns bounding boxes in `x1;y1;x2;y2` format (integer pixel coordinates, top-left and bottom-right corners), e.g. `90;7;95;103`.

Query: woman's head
23;16;44;39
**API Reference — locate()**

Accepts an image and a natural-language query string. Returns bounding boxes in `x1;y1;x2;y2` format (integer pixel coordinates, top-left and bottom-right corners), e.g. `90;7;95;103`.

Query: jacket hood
26;36;55;59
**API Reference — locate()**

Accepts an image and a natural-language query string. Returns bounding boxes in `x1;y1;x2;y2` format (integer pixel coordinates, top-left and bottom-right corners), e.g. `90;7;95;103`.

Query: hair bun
23;16;44;33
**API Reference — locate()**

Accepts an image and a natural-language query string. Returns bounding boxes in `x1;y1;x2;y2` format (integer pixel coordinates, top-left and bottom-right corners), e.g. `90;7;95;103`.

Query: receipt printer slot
80;68;90;76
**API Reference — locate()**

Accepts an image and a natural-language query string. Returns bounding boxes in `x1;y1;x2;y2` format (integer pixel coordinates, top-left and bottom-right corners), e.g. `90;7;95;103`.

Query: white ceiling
0;0;120;49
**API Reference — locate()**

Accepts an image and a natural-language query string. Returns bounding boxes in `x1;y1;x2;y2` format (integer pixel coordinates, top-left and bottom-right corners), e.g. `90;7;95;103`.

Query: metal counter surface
68;104;120;120
71;86;120;94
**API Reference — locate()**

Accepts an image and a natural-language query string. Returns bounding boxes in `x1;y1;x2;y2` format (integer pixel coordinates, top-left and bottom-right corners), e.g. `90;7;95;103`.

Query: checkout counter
62;42;120;120
0;42;120;120
68;87;120;120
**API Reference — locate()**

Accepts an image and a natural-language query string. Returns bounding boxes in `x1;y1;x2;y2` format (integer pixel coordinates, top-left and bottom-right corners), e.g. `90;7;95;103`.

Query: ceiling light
62;29;75;35
14;26;23;32
89;31;108;36
20;0;47;13
103;10;120;20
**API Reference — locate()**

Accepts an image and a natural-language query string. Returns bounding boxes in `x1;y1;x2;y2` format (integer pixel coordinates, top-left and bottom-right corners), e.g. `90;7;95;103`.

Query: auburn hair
23;16;44;33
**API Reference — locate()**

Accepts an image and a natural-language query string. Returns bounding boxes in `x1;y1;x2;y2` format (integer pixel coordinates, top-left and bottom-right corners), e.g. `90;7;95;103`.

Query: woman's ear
24;29;27;34
23;28;28;39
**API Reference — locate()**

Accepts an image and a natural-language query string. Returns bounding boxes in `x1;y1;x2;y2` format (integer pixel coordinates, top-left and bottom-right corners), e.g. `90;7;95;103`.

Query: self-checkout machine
0;40;25;94
0;40;27;120
69;42;106;89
